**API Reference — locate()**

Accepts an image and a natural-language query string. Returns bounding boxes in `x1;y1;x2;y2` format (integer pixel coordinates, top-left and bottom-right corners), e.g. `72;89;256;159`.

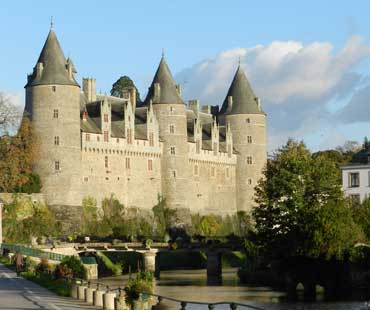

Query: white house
341;147;370;203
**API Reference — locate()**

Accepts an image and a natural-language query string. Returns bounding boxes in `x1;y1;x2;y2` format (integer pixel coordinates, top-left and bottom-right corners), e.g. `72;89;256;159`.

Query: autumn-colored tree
0;117;40;192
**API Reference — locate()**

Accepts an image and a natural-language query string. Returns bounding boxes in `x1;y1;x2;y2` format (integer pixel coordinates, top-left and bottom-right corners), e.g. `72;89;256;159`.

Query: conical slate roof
220;65;263;115
26;28;79;87
144;56;184;105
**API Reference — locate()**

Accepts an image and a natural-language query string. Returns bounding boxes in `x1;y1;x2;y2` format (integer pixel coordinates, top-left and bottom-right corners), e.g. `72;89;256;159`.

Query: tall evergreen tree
110;76;141;101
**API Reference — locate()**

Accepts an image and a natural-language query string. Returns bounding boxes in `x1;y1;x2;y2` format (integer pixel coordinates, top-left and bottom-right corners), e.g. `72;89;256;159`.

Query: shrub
54;263;73;280
24;256;37;273
36;256;52;275
125;271;154;305
59;256;87;279
97;252;122;276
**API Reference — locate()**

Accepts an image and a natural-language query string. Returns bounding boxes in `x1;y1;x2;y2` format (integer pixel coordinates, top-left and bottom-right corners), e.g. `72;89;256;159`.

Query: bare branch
0;92;21;136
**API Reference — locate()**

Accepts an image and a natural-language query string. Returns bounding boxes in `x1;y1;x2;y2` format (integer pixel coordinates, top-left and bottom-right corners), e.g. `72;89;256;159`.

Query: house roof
143;56;184;105
219;65;263;115
26;29;79;87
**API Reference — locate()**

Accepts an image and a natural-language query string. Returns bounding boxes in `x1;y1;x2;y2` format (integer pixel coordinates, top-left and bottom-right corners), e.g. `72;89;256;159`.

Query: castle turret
24;26;82;206
219;65;266;212
144;55;189;213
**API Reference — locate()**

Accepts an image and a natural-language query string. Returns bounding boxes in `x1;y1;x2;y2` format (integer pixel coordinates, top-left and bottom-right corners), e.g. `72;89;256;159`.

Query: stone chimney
188;100;200;115
82;78;97;102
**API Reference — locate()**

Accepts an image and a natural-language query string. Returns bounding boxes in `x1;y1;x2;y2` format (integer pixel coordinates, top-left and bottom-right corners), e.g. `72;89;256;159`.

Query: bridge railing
0;243;66;262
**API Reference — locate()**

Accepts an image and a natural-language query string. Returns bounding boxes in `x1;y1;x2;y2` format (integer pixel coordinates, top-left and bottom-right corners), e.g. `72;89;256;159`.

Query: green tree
81;196;99;236
352;197;370;240
152;195;175;237
253;139;362;260
110;76;141;101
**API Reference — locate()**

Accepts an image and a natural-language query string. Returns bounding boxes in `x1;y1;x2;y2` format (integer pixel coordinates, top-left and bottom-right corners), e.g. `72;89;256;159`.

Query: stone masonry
23;26;267;217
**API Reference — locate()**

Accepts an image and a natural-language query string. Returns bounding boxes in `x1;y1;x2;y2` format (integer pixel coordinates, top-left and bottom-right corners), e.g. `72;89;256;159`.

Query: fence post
93;283;104;307
103;285;116;310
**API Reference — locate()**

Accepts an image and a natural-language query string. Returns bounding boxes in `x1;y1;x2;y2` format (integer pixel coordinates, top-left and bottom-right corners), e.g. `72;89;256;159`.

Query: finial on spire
50;16;54;30
238;55;241;66
162;48;165;58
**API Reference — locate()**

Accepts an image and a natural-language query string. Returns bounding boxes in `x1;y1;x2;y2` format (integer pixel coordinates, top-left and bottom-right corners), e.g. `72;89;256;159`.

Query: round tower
24;26;82;206
219;65;266;213
144;56;189;213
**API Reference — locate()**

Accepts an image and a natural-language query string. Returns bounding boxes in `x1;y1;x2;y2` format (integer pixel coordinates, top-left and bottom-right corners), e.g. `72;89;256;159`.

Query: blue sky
2;0;370;151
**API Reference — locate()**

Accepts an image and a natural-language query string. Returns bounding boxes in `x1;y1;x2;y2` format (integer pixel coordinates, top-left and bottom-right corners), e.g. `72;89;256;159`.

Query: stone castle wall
81;132;162;209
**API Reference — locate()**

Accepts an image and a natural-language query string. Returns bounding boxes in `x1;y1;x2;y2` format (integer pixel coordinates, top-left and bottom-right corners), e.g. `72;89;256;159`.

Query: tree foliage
3;197;60;244
253;139;362;260
0;117;40;192
110;76;141;101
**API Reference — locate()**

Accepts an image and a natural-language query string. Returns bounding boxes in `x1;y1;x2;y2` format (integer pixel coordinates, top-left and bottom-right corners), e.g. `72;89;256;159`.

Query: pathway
0;264;99;309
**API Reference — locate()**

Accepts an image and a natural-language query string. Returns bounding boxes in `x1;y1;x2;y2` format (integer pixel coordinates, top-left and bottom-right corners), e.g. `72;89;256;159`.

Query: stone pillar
77;284;87;300
93;284;105;307
114;288;128;310
85;284;96;304
206;251;222;285
303;280;316;302
142;250;157;273
71;281;79;299
103;286;116;310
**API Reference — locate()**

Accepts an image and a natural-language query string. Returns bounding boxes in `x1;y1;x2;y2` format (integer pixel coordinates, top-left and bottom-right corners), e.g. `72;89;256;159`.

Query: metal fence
0;243;66;262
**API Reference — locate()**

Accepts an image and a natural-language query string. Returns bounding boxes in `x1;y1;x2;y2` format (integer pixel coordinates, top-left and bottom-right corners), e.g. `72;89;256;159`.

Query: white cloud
175;36;370;151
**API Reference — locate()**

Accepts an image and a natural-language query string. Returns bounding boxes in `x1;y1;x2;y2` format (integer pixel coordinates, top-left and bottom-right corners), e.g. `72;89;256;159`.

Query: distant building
341;147;370;203
23;25;267;216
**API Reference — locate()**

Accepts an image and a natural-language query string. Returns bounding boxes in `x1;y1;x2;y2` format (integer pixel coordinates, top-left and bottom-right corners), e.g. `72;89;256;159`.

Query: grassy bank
0;255;71;296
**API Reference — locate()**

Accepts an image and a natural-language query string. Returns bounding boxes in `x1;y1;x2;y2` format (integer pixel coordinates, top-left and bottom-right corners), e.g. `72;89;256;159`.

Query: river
94;268;369;309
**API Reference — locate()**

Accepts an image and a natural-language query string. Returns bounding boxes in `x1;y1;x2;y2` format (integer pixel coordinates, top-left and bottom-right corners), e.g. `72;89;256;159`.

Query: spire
144;55;184;105
219;65;263;115
26;28;79;87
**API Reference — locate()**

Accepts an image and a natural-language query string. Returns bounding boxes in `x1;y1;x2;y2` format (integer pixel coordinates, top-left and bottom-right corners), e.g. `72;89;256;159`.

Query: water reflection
95;268;368;309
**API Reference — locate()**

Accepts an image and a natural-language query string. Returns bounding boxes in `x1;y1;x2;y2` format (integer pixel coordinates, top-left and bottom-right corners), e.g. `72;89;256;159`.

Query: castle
24;26;267;217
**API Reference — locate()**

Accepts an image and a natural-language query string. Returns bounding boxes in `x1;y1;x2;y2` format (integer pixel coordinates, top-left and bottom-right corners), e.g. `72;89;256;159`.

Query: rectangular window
54;136;59;146
196;141;200;154
104;114;108;122
170;146;176;155
55;161;60;171
148;159;153;171
127;128;132;144
105;156;108;168
97;136;100;142
116;138;119;143
226;167;229;178
246;118;250;123
52;86;56;92
349;172;360;187
194;164;199;176
247;136;252;144
86;133;90;141
169;124;175;134
247;156;253;165
104;131;109;142
53;109;59;119
149;132;154;147
125;157;131;169
211;166;215;177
